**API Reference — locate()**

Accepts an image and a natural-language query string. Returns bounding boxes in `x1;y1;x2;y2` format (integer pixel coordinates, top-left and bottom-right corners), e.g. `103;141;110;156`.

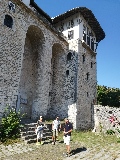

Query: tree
97;85;120;107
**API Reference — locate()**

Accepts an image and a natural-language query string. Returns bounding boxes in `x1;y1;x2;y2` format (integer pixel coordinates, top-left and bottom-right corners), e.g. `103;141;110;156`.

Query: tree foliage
97;85;120;107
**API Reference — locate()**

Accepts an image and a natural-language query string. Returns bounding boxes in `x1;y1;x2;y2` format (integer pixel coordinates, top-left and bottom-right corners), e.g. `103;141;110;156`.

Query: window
66;70;69;77
69;21;70;26
83;33;86;42
83;24;86;42
91;62;93;68
71;19;74;27
87;92;89;97
49;92;52;96
4;15;13;29
87;36;90;46
86;72;89;80
83;25;86;33
91;40;94;51
67;21;70;29
77;18;82;24
89;31;93;37
67;52;72;61
68;30;74;40
82;55;85;63
8;1;15;12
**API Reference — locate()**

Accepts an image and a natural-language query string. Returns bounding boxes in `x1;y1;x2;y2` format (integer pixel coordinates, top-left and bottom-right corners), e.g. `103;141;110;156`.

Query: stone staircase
20;119;53;144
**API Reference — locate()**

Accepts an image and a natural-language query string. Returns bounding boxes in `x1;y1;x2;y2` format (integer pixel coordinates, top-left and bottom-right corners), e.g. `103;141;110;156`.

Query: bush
106;129;115;135
0;105;24;142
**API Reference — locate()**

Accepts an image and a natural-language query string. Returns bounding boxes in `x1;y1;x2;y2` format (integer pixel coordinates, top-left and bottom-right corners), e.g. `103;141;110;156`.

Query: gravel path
0;139;120;160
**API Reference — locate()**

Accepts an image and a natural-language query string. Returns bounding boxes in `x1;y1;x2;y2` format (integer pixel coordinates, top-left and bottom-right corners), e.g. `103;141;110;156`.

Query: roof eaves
52;7;105;42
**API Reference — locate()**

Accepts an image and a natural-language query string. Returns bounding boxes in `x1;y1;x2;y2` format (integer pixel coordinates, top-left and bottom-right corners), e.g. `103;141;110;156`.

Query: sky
34;0;120;89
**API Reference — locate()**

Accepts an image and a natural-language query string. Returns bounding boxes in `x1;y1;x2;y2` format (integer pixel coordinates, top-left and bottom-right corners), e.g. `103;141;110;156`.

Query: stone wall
61;39;97;130
73;40;96;130
0;0;68;120
0;0;98;131
93;105;120;133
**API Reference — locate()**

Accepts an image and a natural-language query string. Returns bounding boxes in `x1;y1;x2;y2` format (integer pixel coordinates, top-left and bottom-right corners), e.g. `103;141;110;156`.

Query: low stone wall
93;105;120;135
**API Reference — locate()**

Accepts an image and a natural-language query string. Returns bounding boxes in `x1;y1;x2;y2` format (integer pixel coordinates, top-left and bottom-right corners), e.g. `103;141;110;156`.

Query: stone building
0;0;105;129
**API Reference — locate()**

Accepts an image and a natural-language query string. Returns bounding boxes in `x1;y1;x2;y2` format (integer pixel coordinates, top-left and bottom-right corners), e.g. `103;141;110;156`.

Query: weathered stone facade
0;0;105;130
93;105;120;134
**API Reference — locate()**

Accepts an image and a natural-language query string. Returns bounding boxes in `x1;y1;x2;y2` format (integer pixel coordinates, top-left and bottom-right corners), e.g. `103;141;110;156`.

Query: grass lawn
59;130;120;148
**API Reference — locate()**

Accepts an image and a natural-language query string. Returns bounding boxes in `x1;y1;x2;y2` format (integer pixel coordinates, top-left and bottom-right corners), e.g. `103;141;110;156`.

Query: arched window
4;15;13;29
67;52;72;61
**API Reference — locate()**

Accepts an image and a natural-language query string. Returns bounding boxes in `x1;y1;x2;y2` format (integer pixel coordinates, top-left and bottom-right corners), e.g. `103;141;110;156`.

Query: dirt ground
1;136;120;160
0;140;82;160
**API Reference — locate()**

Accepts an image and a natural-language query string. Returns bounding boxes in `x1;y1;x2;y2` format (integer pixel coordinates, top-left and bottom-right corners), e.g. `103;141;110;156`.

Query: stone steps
20;119;53;144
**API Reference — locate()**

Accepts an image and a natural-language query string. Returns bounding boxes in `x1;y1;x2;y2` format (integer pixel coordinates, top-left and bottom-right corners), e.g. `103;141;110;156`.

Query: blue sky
35;0;120;89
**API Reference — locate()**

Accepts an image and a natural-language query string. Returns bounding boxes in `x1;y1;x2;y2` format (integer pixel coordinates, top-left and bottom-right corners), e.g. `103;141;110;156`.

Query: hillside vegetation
97;85;120;107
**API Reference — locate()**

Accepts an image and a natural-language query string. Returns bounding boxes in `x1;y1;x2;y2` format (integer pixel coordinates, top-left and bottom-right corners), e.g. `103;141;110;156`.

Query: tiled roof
52;7;105;42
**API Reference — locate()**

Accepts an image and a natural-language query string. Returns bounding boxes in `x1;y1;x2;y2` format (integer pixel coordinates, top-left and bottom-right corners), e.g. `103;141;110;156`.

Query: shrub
106;129;115;135
0;105;24;142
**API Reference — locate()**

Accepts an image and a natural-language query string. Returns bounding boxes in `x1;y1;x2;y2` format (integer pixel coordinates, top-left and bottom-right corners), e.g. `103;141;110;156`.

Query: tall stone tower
0;0;105;130
52;7;105;129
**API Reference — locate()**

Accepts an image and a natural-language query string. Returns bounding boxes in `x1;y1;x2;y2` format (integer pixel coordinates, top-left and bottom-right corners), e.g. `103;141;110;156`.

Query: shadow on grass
70;147;87;155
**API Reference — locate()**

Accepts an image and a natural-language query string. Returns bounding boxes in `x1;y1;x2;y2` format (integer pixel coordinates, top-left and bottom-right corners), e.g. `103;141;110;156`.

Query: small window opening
91;62;93;68
83;25;86;33
83;33;86;42
87;36;90;46
87;27;89;35
82;55;85;63
4;15;13;29
66;70;69;77
71;19;74;26
89;31;93;37
86;72;89;80
87;92;89;97
49;92;52;96
68;30;74;40
8;1;15;12
91;39;94;51
67;52;72;61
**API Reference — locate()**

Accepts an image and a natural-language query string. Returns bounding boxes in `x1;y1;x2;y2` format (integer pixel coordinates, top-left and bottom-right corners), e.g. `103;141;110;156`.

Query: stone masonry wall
66;39;79;129
93;105;120;133
75;41;97;130
1;0;98;131
0;0;68;120
63;39;97;130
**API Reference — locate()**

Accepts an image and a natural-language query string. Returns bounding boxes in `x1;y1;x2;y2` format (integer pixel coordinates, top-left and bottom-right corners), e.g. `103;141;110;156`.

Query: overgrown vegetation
97;85;120;107
0;105;24;142
106;129;115;135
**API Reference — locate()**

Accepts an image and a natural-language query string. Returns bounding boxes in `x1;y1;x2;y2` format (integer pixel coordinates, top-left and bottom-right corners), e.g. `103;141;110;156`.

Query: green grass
1;129;120;148
59;130;119;148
